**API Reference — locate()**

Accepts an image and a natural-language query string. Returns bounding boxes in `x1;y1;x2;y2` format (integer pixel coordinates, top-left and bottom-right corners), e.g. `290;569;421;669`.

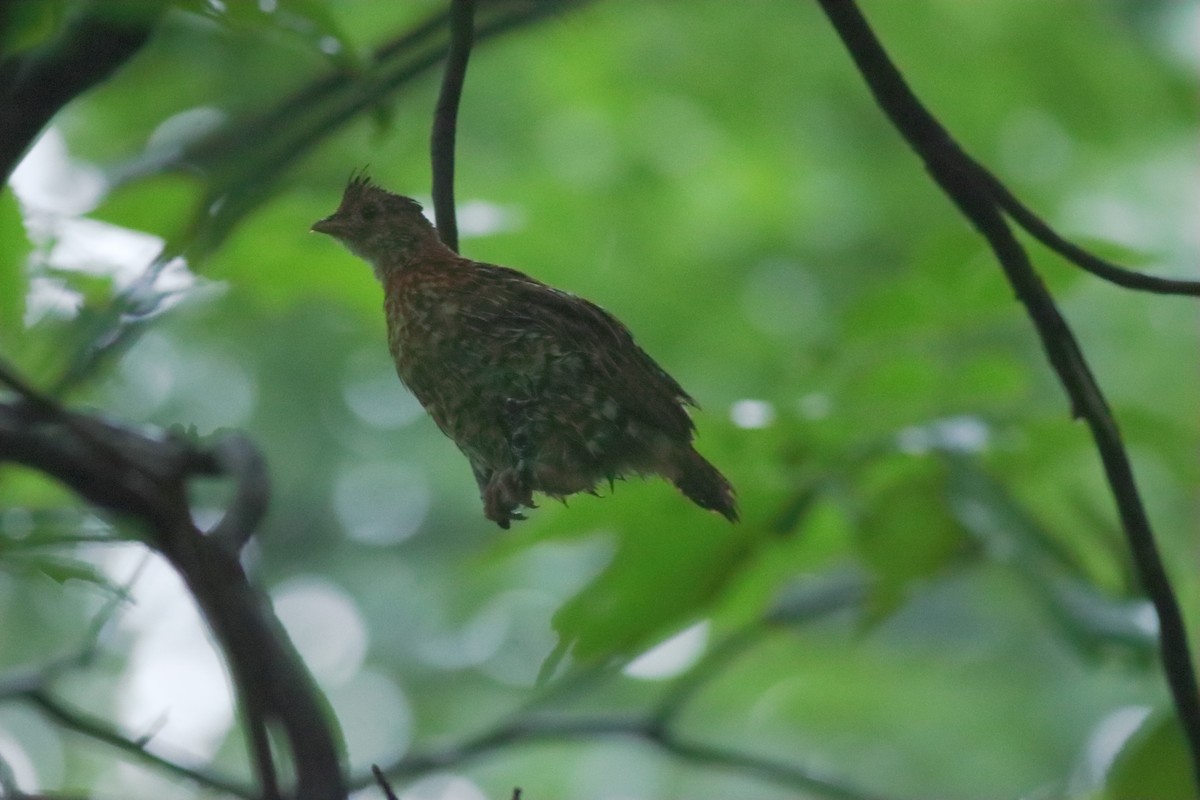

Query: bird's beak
311;215;342;236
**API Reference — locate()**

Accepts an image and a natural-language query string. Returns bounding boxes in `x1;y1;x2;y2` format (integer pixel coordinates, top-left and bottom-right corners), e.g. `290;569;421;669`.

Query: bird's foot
483;467;536;529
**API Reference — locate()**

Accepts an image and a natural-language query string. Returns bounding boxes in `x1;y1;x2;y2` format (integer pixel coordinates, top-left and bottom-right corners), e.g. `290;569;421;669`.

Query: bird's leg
473;462;521;530
471;463;506;529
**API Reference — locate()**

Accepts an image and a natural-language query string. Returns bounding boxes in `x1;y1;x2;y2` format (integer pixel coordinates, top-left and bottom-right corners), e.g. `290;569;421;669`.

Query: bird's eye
359;203;378;221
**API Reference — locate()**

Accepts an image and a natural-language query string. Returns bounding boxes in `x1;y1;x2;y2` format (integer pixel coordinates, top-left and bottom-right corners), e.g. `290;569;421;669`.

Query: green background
1;1;1197;798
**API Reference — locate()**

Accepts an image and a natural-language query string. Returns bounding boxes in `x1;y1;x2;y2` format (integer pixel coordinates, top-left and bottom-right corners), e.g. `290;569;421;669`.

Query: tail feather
673;448;738;522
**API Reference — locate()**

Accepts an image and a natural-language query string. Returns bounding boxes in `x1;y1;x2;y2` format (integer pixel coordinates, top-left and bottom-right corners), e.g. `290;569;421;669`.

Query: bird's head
311;171;439;276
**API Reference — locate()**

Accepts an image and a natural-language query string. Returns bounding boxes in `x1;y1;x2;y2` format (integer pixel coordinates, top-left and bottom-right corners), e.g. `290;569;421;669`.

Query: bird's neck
373;238;465;283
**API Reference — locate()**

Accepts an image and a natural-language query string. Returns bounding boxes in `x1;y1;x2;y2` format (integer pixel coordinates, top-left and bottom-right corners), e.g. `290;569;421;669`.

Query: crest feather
341;169;424;214
345;166;375;196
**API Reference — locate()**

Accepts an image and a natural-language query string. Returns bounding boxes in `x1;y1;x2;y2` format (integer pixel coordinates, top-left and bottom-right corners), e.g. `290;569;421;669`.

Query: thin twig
0;556;142;703
813;0;1200;787
24;690;256;798
649;626;765;730
0;751;22;798
372;765;400;800
430;0;477;251
982;172;1200;296
366;715;888;800
361;584;876;800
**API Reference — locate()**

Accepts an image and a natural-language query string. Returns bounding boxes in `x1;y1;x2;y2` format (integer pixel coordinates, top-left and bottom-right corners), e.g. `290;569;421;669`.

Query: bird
312;173;737;528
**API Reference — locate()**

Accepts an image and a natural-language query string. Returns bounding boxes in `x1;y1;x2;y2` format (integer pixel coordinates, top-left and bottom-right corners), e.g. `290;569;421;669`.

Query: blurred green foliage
1;1;1197;798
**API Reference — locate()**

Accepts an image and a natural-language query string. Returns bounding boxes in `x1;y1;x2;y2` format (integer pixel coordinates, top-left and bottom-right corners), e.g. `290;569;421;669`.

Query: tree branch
813;0;1200;787
430;0;477;252
0;391;346;799
206;432;271;554
0;2;161;184
361;578;873;799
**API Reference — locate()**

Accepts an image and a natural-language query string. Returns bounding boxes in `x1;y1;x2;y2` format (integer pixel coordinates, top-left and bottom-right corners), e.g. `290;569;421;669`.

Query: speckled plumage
313;174;736;527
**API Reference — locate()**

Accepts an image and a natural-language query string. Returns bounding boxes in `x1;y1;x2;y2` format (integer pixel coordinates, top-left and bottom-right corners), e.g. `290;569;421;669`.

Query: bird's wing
456;264;697;440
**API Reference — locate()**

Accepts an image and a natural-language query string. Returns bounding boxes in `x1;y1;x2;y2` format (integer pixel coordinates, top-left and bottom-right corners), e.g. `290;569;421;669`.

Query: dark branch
206;432;271;553
242;686;283;800
0;392;346;799
372;765;400;800
0;3;161;184
982;174;1200;296
813;0;1200;787
430;0;477;251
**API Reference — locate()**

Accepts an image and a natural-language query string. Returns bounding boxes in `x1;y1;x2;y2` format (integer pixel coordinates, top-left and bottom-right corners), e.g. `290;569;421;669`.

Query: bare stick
372;764;400;800
430;0;477;251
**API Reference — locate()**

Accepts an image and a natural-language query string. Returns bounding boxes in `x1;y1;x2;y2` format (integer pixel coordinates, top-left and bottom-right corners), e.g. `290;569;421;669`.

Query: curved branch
981;170;1200;296
0;398;346;799
430;0;477;252
206;432;271;553
812;0;1200;787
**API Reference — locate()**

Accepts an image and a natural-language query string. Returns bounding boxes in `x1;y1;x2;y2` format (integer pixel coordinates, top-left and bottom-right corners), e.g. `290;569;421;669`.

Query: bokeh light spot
624;620;709;680
343;349;424;429
730;398;776;429
108;549;233;758
327;668;413;769
334;461;430;544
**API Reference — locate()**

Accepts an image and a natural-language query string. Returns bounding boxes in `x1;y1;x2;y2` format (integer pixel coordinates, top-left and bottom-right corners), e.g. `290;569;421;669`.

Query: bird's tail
672;448;738;522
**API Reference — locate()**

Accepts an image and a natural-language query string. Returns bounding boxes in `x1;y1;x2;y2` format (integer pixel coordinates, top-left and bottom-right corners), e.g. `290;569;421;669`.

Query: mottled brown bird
312;174;736;528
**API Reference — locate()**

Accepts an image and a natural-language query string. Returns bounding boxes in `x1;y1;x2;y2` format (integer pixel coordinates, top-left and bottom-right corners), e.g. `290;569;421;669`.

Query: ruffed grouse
313;175;736;528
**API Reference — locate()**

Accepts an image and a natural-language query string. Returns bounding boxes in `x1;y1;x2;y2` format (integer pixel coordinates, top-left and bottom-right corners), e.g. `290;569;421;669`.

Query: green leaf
1105;712;1194;800
0;550;111;589
855;457;969;620
945;456;1154;657
544;491;761;667
205;191;381;313
0;189;28;337
34;555;109;586
0;0;70;56
91;173;201;250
